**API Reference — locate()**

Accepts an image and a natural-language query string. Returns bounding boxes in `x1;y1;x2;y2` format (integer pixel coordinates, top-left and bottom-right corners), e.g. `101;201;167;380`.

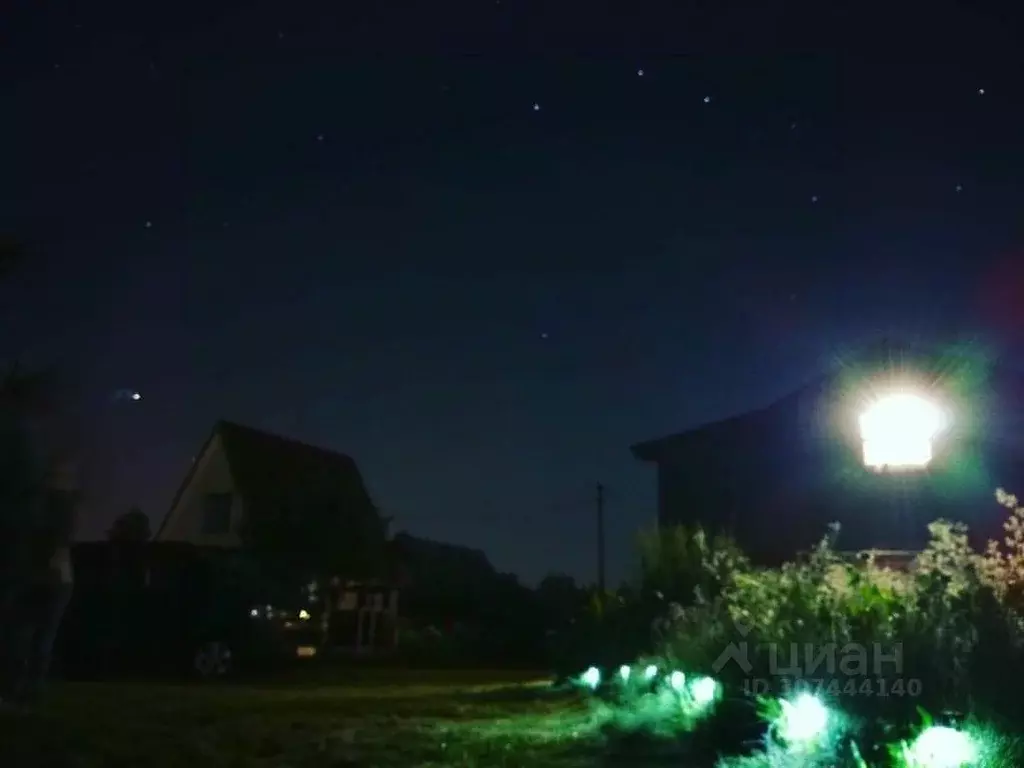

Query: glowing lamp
906;726;979;768
668;670;686;691
859;392;946;471
777;693;830;746
689;676;719;707
580;666;601;690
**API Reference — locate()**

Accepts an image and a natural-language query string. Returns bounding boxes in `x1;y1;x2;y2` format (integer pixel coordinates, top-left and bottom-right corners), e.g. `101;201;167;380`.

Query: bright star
532;103;541;111
637;68;644;77
703;96;711;104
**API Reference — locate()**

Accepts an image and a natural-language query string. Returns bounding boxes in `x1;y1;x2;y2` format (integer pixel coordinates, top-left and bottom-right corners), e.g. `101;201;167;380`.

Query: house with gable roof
631;340;1024;564
155;420;381;551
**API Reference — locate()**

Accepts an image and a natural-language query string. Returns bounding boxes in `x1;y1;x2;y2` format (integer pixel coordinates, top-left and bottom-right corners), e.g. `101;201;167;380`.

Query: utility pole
596;482;606;597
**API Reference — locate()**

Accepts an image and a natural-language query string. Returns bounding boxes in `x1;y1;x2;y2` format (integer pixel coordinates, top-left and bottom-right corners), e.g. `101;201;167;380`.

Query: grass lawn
0;670;610;767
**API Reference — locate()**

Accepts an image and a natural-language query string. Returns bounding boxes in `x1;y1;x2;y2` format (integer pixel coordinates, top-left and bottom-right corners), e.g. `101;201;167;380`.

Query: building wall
651;430;1019;562
155;432;244;548
656;455;732;530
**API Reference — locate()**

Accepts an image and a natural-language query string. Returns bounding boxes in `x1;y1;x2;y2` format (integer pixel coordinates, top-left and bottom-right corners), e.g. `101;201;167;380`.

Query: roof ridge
215;419;354;463
155;420;371;542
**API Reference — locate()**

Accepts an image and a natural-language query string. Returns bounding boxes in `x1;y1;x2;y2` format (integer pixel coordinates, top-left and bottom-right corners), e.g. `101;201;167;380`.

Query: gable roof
155;420;375;539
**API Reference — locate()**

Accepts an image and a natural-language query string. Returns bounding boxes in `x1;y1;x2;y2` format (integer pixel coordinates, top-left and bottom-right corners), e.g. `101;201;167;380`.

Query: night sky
5;1;1024;585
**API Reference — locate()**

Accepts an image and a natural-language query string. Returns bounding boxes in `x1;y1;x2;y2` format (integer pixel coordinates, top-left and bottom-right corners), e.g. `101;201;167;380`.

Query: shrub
650;509;1024;728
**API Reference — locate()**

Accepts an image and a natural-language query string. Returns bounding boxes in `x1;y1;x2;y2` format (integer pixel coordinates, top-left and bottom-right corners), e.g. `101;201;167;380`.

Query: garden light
580;666;601;690
859;391;947;471
618;664;631;683
643;664;658;681
776;693;830;746
668;671;686;692
904;726;979;767
689;676;719;708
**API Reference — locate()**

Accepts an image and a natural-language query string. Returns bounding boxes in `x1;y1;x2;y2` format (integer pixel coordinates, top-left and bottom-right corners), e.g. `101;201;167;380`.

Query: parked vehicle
55;542;321;680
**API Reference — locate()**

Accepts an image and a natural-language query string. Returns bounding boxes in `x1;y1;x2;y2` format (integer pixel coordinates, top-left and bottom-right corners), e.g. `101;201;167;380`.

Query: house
154;421;399;652
631;340;1024;563
388;532;500;620
155;420;380;553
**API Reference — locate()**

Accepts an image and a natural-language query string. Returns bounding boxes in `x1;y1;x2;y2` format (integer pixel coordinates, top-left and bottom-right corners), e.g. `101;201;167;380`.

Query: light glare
778;693;830;745
859;392;945;470
690;676;719;706
906;726;979;767
580;666;601;689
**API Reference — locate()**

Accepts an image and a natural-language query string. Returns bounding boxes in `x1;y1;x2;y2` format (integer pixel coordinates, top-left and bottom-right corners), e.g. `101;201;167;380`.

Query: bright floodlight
859;392;946;471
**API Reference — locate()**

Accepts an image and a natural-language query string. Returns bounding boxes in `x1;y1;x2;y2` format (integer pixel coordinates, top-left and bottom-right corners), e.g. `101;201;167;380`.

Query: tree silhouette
536;572;587;622
107;506;151;544
1;238;57;410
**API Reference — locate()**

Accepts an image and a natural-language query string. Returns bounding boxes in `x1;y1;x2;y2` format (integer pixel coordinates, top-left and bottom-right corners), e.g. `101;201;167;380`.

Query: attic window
201;493;233;535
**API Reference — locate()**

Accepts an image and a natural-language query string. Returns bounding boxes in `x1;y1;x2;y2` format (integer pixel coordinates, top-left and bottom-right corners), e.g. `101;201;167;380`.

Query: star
978;88;985;95
955;184;963;193
811;195;819;203
532;103;541;112
637;68;644;77
317;134;325;142
131;392;142;401
703;96;712;104
540;332;549;339
790;122;798;130
144;220;153;228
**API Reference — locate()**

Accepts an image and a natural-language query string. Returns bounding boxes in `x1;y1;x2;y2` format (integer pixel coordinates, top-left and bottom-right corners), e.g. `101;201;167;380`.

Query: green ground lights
689;675;719;709
570;663;1004;765
774;693;832;749
899;725;981;767
668;670;686;692
579;666;601;690
569;662;723;739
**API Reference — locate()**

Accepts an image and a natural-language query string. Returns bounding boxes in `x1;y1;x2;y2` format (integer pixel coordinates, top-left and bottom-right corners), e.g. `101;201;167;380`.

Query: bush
650;504;1024;730
559;496;1024;766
